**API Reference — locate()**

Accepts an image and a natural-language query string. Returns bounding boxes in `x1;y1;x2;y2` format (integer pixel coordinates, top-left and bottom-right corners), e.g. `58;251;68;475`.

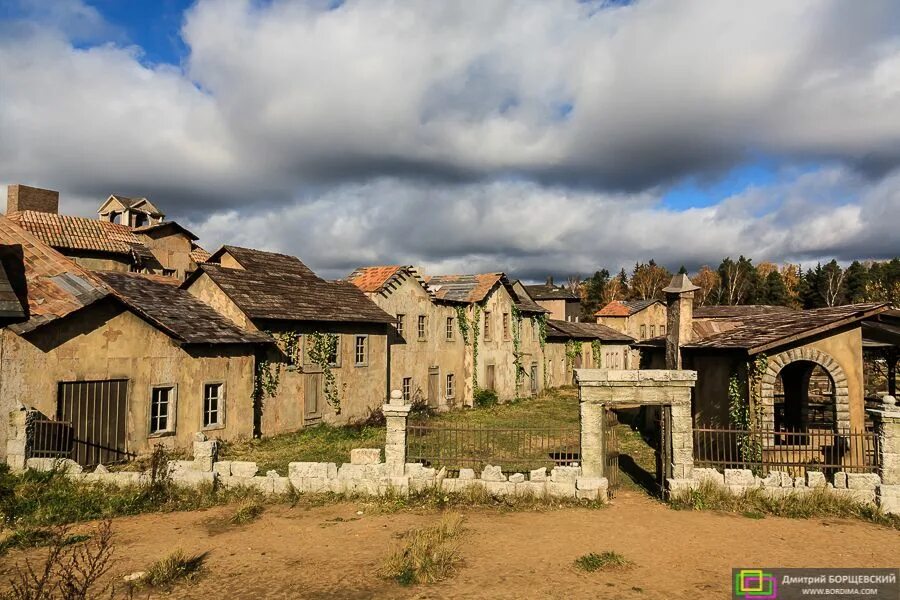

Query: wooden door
428;367;439;408
305;373;323;424
485;364;496;391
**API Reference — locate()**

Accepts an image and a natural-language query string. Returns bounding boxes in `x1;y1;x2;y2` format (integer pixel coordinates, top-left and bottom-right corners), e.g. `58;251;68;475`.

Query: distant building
595;299;667;366
523;277;581;322
544;320;634;385
5;184;208;280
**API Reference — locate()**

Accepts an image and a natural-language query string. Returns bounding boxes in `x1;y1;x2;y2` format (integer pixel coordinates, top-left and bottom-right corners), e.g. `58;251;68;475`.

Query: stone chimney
546;276;554;286
663;273;699;370
6;185;59;214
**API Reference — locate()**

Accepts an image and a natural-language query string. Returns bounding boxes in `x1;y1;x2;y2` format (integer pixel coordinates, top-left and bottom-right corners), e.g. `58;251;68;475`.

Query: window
402;377;412;402
530;363;538;394
446;373;455;398
640;324;647;339
650;325;656;338
418;315;427;340
203;383;224;428
396;314;405;338
660;325;666;336
150;385;175;435
354;335;368;366
484;312;492;341
502;313;510;340
162;268;176;278
446;316;454;341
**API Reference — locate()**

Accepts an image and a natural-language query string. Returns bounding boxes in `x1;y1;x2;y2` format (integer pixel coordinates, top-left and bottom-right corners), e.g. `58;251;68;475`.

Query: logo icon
734;569;778;599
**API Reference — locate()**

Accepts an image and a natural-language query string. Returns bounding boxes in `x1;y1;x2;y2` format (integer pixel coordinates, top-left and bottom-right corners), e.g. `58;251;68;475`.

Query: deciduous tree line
575;257;900;318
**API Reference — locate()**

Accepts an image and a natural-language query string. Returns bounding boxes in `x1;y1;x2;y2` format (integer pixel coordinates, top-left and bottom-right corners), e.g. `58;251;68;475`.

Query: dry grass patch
380;514;466;586
574;551;633;572
230;498;265;525
670;480;900;529
138;549;207;590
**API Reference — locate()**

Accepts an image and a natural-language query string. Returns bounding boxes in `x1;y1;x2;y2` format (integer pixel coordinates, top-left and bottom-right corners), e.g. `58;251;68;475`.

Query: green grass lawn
220;387;582;475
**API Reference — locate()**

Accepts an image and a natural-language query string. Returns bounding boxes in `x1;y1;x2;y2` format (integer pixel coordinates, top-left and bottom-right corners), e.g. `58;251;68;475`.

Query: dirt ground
2;491;898;600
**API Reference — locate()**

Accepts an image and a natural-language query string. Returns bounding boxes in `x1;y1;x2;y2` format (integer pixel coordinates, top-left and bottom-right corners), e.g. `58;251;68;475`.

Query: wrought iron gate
55;379;132;467
603;408;620;498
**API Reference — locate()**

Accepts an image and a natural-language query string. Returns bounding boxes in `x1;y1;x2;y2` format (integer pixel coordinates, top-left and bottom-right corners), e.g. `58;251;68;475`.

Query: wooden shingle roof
0;215;109;334
595;299;662;317
96;271;272;346
693;305;796;319
6;210;156;261
194;246;394;324
523;283;579;301
545;319;634;343
686;303;890;354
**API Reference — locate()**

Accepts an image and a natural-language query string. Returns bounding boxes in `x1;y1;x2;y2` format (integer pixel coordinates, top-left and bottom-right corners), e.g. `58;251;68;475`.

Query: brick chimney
6;185;59;214
663;273;699;370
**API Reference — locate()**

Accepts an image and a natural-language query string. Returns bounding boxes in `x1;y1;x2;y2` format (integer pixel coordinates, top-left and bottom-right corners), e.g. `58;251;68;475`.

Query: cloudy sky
1;0;898;280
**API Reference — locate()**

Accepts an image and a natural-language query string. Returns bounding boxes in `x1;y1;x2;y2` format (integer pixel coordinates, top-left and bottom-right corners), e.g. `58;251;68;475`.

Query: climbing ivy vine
307;332;341;414
455;305;470;345
728;354;768;466
531;314;549;388
511;305;524;397
471;304;481;391
565;340;583;370
591;340;603;368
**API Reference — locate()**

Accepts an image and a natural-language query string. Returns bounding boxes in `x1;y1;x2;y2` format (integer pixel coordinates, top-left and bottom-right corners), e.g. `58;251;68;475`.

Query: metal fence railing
406;423;581;475
693;425;879;476
30;418;134;468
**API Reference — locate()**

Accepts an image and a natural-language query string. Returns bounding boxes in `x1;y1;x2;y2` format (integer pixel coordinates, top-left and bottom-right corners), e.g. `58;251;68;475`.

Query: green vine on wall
565;340;583;370
511;305;524;397
728;354;768;466
531;314;548;388
455;305;470;345
471;304;482;391
591;340;603;368
308;332;341;414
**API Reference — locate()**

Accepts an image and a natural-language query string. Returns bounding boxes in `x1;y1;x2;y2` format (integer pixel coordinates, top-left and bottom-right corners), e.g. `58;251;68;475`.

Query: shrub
473;388;498;408
380;514;465;585
140;549;207;590
230;499;265;525
574;551;632;572
3;520;115;600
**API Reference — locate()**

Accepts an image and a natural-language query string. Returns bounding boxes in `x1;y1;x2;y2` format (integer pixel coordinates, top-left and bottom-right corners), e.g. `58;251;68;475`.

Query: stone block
529;467;547;482
876;484;900;515
576;488;599;501
458;468;476;480
550;466;581;483
879;454;900;485
833;488;876;505
411;477;435;493
26;458;83;474
576;477;604;491
760;472;781;488
350;448;382;465
483;481;515;497
231;461;259;478
692;468;725;486
213;461;232;477
170;469;214;487
778;472;794;487
364;463;388;479
515;481;546;498
192;440;218;472
547;481;576;498
793;477;805;489
388;476;410;496
724;469;755;487
846;473;880;490
806;471;826;488
668;478;696;495
481;465;506;482
508;473;525;484
288;462;337;479
833;472;848;489
338;464;366;480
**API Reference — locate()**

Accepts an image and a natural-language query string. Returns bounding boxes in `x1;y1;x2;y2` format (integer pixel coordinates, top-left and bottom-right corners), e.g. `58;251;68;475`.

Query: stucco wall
0;300;256;460
64;253;131;273
361;275;468;409
142;231;195;279
186;272;253;330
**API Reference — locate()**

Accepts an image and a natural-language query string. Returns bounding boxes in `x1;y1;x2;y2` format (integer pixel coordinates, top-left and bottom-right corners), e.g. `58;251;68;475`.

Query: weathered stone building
5;184;208;280
544;320;634;387
595;299;667;367
522;277;581;322
185;246;395;430
0;216;271;465
347;266;467;409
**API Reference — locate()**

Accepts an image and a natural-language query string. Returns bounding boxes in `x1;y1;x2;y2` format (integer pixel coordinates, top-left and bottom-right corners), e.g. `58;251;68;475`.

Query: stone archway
759;348;850;432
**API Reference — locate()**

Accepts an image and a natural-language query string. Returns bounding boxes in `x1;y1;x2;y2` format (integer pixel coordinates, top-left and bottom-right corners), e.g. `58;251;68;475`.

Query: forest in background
575;257;900;318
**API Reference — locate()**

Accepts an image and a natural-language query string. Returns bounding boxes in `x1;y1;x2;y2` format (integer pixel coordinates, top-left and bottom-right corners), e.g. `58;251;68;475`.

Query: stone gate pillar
383;389;412;477
576;370;698;483
868;396;900;515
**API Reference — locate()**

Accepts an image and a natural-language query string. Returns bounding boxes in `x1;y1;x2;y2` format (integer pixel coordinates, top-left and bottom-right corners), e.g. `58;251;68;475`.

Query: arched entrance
773;361;837;432
760;348;851;433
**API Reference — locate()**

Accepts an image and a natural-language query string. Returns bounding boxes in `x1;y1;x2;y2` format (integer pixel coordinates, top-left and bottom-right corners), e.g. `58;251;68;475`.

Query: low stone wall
669;467;883;507
25;434;608;502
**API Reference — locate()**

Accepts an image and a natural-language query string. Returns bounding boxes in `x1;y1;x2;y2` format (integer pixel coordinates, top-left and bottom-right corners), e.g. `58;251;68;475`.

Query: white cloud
0;0;898;277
